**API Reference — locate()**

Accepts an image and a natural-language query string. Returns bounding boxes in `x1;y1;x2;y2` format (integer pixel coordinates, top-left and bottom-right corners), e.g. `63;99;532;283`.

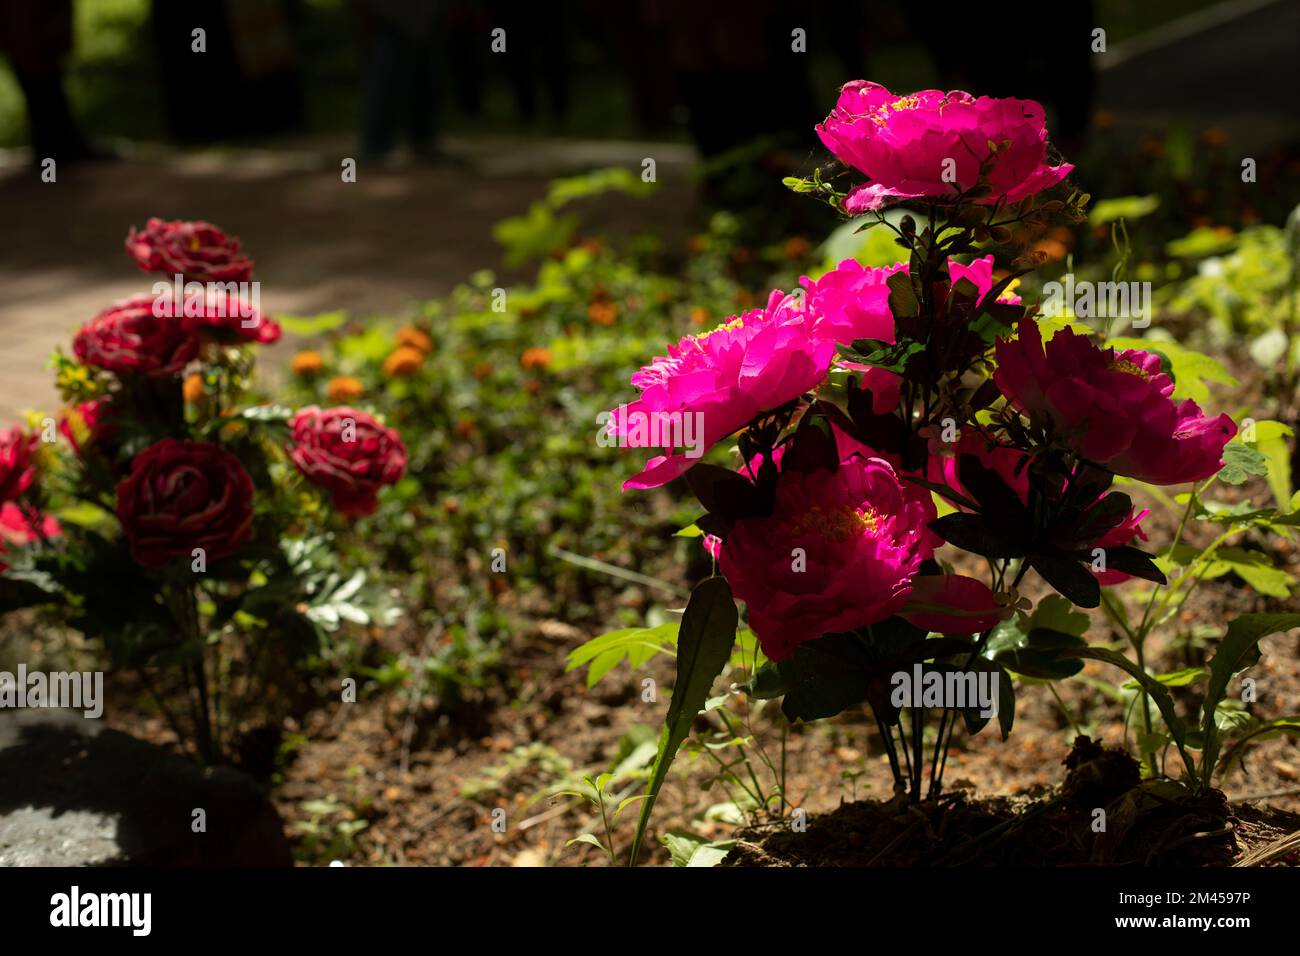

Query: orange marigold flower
689;306;709;327
182;373;204;403
291;350;324;376
327;376;364;401
395;326;433;354
588;301;618;326
384;346;424;376
520;347;551;370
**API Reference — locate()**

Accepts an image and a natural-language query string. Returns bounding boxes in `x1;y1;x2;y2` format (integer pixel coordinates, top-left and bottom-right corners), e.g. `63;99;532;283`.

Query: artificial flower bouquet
0;220;407;764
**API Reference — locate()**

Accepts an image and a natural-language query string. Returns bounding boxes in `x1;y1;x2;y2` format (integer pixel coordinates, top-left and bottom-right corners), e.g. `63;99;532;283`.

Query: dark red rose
172;286;281;345
74;295;200;378
126;218;254;284
0;427;37;503
288;406;407;517
116;439;255;568
0;502;60;573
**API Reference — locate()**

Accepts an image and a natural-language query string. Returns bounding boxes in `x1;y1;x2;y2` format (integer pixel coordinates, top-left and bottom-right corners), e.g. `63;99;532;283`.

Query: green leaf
662;831;733;867
929;512;1027;558
886;269;919;319
277;311;348;337
1201;614;1300;788
1205;547;1293;598
1123;666;1205;689
1029;554;1100;607
1089;194;1160;226
1216;443;1267;486
1250;420;1293;508
565;622;678;688
566;833;606;852
629;577;738;866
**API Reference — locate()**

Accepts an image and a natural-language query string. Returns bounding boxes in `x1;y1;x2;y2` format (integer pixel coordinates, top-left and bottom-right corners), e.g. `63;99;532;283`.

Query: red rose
0;502;60;573
172;286;281;345
116;439;255;568
126;218;254;284
288;406;407;517
0;427;37;503
74;295;200;378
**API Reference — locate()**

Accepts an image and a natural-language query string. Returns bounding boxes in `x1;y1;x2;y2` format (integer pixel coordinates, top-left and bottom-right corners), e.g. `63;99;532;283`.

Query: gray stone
0;709;292;866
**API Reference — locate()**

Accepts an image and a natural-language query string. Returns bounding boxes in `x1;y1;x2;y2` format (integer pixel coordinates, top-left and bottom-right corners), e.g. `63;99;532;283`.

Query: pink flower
1092;506;1150;586
817;81;1074;212
718;455;1001;660
0;502;60;572
609;290;837;489
0;427;37;504
805;254;1019;352
802;259;903;344
993;320;1236;484
947;255;1021;306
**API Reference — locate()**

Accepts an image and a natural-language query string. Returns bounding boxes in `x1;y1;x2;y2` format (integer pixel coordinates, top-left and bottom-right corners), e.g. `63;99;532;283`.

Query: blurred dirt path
0;136;697;422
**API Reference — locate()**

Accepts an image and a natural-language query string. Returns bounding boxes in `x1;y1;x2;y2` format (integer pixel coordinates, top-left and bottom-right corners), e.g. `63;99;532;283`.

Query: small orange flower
525;379;542;395
454;418;477;439
689;306;709;327
588;301;618;326
291;350;324;376
784;236;812;259
327;376;364;402
384;346;424;376
183;373;204;403
395;326;433;354
520;347;551;371
473;361;494;380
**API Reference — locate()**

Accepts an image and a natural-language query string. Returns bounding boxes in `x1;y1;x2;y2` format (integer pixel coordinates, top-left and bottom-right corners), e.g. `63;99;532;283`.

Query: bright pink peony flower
0;502;60;573
993;320;1236;484
817;81;1074;213
804;254;1019;352
718;456;1001;660
609;290;837;489
802;259;903;344
947;255;1021;306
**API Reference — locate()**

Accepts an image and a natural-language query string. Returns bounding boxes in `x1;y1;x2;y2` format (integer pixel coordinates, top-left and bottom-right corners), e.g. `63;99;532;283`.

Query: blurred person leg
0;0;106;164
